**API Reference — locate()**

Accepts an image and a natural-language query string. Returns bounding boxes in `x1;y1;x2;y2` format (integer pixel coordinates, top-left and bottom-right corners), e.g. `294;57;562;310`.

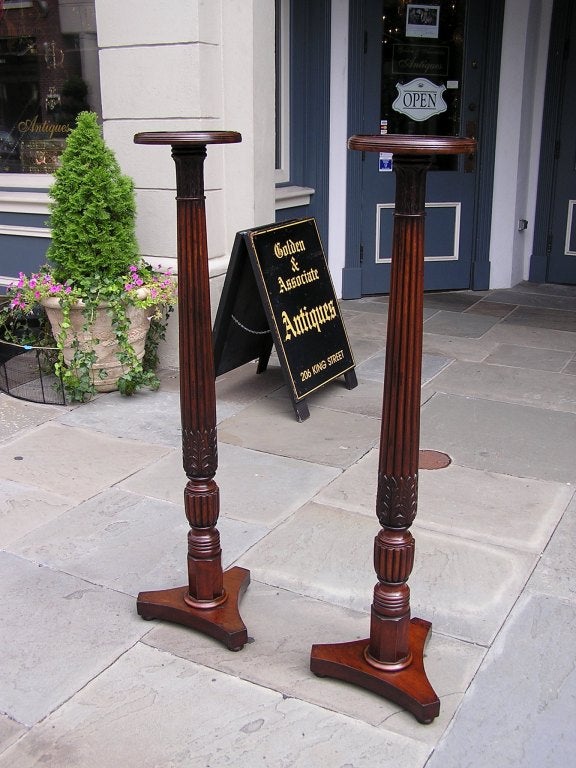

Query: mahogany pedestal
134;131;249;651
310;135;476;722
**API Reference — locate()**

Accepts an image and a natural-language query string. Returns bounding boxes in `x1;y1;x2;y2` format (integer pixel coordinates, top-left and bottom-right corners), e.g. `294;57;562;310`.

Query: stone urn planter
42;296;152;393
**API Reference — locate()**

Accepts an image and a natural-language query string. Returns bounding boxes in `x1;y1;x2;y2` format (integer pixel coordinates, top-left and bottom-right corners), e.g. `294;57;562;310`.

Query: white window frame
275;0;291;184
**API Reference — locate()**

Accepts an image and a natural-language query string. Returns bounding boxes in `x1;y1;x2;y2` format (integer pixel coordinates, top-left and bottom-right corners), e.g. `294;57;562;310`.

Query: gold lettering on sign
281;300;337;341
273;239;306;259
277;267;320;293
18;117;71;138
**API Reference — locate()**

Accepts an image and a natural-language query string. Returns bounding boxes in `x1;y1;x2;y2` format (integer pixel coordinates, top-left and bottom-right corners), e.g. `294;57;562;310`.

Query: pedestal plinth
134;131;249;651
310;134;476;722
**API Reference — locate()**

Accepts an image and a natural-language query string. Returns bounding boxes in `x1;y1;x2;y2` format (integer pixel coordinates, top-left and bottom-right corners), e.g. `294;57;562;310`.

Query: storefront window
0;0;100;174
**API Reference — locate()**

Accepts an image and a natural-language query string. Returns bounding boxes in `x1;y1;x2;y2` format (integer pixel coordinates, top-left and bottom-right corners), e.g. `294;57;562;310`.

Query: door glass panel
380;0;466;170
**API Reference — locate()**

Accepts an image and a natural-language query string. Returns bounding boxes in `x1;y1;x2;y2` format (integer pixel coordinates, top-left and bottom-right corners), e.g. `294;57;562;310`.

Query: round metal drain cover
419;450;452;470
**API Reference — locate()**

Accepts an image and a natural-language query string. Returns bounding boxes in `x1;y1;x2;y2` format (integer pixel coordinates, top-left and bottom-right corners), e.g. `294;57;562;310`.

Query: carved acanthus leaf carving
376;473;418;528
182;427;218;477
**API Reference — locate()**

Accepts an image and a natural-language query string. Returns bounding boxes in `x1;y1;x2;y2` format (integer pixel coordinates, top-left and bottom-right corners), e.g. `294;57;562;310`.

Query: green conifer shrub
47;110;139;285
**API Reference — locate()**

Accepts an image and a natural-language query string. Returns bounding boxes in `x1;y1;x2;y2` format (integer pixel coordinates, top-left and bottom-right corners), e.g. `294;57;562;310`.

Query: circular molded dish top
348;134;475;155
134;131;242;145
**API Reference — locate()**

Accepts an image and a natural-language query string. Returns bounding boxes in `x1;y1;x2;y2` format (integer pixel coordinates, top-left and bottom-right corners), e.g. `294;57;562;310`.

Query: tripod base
137;566;250;651
310;617;440;723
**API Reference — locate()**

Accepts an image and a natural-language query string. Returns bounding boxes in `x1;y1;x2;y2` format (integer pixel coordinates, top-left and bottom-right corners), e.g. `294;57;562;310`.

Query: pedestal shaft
173;145;222;603
311;134;475;723
134;131;249;650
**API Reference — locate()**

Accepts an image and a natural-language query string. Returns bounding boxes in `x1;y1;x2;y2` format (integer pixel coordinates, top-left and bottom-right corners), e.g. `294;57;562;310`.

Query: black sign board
213;218;357;421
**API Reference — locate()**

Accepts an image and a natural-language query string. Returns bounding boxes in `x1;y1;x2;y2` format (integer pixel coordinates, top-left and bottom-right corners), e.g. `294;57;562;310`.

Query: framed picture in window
406;4;440;39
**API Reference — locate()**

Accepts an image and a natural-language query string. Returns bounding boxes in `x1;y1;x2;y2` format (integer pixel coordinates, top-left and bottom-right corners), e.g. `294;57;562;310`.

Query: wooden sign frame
213;218;357;421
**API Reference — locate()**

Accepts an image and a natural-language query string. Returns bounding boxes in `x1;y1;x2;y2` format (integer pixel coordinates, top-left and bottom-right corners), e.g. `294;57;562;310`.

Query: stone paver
316;449;573;552
217;396;379;468
57;388;182;445
484;342;573;371
420;392;576;483
422;360;576;413
239;501;536;645
119;442;341;527
145;580;486;744
0;422;171;501
0;643;431;768
427;593;576;768
0;394;59;442
528;493;576;603
0;715;26;754
354;351;453;384
423;310;501;338
0;478;74;546
0;551;147;726
9;487;268;597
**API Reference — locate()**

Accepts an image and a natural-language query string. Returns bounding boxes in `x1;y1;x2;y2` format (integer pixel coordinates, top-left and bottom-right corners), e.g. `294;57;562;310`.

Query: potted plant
4;111;175;402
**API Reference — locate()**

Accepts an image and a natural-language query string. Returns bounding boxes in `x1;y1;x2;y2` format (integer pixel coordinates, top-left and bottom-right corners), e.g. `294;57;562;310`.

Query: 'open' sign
392;78;447;122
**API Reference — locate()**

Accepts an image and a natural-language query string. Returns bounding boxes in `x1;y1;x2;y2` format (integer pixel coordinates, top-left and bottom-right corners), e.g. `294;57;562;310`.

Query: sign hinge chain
231;314;271;335
546;233;553;255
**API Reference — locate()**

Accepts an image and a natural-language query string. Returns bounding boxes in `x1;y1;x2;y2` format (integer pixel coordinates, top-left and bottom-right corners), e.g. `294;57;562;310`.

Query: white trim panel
375;201;461;264
564;200;576;256
0;224;51;238
0;174;53;190
0;191;51;215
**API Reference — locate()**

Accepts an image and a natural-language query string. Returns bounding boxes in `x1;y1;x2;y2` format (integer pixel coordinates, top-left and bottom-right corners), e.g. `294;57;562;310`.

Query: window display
0;0;100;174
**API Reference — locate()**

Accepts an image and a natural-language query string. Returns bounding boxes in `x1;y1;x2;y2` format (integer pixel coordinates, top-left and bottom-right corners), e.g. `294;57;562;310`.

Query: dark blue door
345;0;502;296
543;0;576;284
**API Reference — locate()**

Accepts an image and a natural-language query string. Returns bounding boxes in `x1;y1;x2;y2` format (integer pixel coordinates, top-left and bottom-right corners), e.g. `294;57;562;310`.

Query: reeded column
135;132;250;651
369;154;428;668
310;135;476;723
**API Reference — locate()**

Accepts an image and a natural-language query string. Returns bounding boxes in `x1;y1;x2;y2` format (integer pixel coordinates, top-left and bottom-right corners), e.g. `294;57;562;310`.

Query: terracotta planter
42;296;152;393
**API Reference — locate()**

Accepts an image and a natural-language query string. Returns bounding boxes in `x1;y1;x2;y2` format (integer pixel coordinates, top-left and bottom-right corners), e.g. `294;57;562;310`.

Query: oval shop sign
392;77;447;122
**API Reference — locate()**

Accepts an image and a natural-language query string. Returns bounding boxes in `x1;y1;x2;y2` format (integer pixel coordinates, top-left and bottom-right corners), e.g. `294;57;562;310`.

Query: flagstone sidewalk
0;282;575;767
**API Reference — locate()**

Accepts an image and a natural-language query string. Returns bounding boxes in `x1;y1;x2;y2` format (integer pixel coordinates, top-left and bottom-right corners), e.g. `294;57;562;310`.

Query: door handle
464;120;477;172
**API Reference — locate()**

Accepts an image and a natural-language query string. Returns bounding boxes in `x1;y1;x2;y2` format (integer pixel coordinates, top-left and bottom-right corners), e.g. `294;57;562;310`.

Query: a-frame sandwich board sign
213;218;357;421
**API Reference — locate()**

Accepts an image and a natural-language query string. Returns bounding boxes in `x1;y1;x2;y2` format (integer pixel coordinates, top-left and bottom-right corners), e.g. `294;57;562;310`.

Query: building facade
0;0;574;363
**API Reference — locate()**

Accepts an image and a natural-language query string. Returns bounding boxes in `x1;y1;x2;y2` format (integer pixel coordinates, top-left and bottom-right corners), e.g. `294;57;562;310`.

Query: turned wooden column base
137;566;250;651
310;617;440;724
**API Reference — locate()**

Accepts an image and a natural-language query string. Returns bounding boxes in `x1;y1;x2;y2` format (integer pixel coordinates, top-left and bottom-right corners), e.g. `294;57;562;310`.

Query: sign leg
344;369;358;390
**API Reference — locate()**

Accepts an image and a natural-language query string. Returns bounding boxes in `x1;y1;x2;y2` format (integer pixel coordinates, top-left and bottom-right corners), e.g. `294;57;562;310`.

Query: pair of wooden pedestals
134;131;475;724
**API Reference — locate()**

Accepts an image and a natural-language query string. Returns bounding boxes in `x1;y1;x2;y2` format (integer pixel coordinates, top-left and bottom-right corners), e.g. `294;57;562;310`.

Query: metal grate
0;338;66;405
